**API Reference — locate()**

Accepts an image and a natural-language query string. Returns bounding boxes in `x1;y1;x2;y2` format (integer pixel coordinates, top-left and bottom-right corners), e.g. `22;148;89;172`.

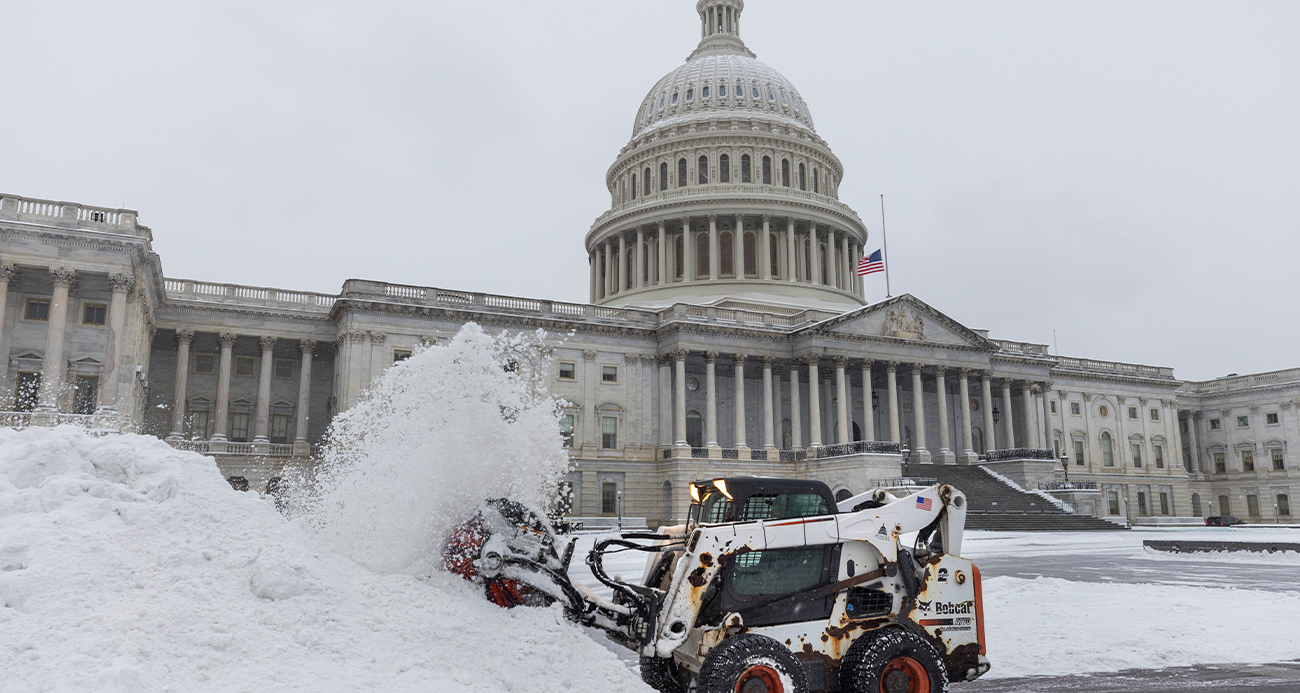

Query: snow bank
982;575;1300;678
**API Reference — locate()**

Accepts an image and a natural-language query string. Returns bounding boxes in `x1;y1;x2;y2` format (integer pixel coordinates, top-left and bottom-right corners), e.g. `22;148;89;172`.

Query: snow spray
289;324;569;574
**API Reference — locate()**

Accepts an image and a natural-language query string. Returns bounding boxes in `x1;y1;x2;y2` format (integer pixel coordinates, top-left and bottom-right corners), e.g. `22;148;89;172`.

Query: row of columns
662;351;1051;459
168;332;314;444
590;215;864;301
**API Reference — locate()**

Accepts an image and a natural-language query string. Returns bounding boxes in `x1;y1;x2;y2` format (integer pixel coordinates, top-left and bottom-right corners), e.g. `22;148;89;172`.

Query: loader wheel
697;634;807;693
639;655;690;693
841;629;948;693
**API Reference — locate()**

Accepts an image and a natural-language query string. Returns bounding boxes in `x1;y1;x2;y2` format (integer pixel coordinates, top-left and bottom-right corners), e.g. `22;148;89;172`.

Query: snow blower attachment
445;479;991;693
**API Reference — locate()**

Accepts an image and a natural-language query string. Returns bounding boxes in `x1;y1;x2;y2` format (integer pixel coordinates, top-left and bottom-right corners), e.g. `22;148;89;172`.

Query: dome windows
702;86;710;99
644;167;651;196
767;88;775;102
751;86;760;99
741;154;751;183
686;88;694;102
671;92;679;106
761;156;772;184
781;159;790;187
658;97;665;110
780;92;787;106
719;154;730;183
798;163;806;191
698;155;709;184
678;158;688;188
660;162;669;191
719;84;726;97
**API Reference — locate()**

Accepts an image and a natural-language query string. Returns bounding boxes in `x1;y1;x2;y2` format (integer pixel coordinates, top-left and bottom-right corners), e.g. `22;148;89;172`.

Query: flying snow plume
293;323;569;574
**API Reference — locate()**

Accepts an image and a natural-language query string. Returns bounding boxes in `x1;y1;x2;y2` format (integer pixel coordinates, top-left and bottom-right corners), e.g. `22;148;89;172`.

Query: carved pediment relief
805;294;994;349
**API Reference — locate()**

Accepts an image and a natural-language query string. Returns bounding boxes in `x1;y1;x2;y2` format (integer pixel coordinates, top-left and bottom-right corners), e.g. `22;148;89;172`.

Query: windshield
698;491;734;524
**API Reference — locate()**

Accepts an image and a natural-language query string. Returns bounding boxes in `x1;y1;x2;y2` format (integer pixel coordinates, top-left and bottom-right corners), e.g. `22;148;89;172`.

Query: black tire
639;655;690;693
841;628;948;693
697;634;807;693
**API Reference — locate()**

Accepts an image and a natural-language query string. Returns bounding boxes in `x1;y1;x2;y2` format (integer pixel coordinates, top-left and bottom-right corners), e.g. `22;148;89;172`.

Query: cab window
739;493;829;521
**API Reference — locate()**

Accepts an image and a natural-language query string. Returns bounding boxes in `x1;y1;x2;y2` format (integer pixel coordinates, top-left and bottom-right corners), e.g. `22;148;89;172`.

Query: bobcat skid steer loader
444;478;990;693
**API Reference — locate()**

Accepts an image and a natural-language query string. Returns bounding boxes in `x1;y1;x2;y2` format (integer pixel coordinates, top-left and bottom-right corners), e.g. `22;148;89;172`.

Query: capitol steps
913;463;1127;531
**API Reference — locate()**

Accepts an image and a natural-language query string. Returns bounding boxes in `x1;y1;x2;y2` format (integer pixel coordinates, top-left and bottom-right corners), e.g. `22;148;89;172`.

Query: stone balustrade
1054;356;1175;380
164;278;336;313
593;182;866;229
0;193;147;238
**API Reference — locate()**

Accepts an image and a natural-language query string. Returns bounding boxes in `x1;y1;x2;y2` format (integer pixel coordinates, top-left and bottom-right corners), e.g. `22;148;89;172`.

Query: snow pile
982;575;1300;678
291;324;570;574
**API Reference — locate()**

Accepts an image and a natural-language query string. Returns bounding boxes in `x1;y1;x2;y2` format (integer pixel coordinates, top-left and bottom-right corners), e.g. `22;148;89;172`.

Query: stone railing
981;448;1057;463
1053;357;1175;380
339;280;661;326
0;193;147;238
1040;481;1098;490
817;441;902;459
0;411;130;434
1184;368;1300;394
991;339;1052;356
164;279;337;313
661;303;834;331
591;183;866;230
164;439;303;458
872;477;939;488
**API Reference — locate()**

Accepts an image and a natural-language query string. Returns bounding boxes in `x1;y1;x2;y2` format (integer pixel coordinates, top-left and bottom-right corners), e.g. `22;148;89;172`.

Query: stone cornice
331;299;661;341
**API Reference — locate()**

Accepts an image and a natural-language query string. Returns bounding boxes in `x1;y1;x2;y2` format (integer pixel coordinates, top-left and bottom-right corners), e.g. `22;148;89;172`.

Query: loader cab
687;478;836;529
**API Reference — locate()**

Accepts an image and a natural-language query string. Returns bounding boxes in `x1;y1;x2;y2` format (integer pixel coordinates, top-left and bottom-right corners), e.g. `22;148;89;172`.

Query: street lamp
872;390;879;411
617;490;623;531
901;446;911;479
992;407;1001;425
1060;451;1070;485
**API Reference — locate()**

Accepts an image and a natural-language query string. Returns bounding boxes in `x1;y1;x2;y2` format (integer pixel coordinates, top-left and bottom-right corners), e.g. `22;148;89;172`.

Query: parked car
1206;516;1244;527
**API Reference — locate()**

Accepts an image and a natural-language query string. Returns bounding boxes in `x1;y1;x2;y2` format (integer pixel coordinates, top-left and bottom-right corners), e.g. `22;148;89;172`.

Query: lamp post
901;446;911;480
1060;451;1070;485
992;407;1001;425
617;490;623;531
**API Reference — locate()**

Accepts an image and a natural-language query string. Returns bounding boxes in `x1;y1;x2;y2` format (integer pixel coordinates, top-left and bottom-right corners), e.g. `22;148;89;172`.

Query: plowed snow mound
0;427;647;692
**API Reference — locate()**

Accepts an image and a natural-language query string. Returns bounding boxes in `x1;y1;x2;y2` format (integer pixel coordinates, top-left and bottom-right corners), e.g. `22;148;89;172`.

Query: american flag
858;249;884;276
916;496;933;511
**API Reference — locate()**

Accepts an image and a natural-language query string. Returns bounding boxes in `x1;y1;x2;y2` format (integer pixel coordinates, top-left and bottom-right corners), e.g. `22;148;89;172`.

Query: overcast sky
2;1;1297;381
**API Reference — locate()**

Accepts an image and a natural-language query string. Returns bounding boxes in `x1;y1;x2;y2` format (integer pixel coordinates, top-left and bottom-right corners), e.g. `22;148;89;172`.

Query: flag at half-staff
857;249;885;276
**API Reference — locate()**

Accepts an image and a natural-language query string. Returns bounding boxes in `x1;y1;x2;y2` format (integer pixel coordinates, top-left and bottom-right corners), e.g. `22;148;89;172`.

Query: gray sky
2;0;1297;381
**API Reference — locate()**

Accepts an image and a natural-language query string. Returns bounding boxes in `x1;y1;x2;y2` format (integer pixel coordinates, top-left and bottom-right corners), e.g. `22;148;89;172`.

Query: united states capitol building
1;0;1295;527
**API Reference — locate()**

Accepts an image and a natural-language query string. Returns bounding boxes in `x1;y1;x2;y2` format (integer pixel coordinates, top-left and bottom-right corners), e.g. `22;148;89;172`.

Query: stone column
657;355;672;446
0;264;12;369
911;365;929;462
603;242;613;297
1041;385;1054;454
38;267;76;411
841;233;852;291
253;336;276;443
683;217;695;281
825;230;837;289
634;227;645;289
886;362;901;443
674;350;688;447
369;332;387;384
822;368;834;446
809;224;821;285
733;354;748;450
981;372;996;453
807;355;822;448
168;330;195;438
1001;380;1016;449
786;219;797;281
212;333;236;441
99;273;132;412
1021;382;1037;448
295;341;314;447
834;356;849;444
959;368;976;463
657;222;668;286
935;366;951;464
761;356;776;451
760;216;772;280
734;215;744;277
860;360;875;441
708;215;720;280
790;364;803;449
705;351;719;449
617;233;626;293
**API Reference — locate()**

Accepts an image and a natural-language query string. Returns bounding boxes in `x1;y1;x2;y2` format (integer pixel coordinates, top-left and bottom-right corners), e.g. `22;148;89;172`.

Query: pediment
800;294;995;349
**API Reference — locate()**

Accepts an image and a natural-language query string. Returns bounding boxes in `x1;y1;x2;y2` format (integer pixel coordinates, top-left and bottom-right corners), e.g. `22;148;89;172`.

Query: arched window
1101;432;1115;467
741;154;752;183
660;162;668;191
696;232;709;278
675;235;684;278
973;426;985;454
769;234;779;276
698;155;709;184
762;156;772;184
720;231;734;275
678;158;688;188
781;159;790;187
687;410;703;448
813;167;820;193
798;163;806;191
631;173;637;199
644;167;651;196
743;232;756;276
719;154;730;183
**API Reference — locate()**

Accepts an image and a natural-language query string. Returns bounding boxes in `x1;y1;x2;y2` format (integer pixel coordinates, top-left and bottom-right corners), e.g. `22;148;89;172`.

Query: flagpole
880;194;892;298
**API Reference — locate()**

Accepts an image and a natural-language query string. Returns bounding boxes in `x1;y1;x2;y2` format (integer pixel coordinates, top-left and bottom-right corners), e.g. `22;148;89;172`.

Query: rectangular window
558;362;576;380
1137;492;1148;516
1279;494;1291;517
1107;491;1120;516
230;413;250;442
601;482;617;514
1218;494;1230;516
25;298;50;321
1242;450;1254;472
73;375;98;415
1209;418;1221;430
1050;400;1057;414
1237;416;1250;428
1070;402;1081;416
14;372;40;412
189;410;209;440
1131;443;1142;467
1214;452;1226;474
194;354;215;373
82;303;107;325
270;414;289;444
1128;406;1138;420
1272;449;1285;471
601;366;618;383
1266;412;1279;425
1154;444;1164;469
1073;440;1085;466
601;416;617;449
235;357;255;376
1247;494;1260;517
393;349;412;364
1159;492;1170;516
559;414;574;448
274;359;293;378
1150;408;1160;422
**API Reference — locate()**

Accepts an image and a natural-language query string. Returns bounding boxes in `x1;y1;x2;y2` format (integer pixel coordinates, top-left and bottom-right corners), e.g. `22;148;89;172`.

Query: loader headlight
690;484;700;502
713;479;732;500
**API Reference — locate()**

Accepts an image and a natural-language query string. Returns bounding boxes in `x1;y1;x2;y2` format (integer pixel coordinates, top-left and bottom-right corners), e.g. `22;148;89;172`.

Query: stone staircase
913;463;1127;531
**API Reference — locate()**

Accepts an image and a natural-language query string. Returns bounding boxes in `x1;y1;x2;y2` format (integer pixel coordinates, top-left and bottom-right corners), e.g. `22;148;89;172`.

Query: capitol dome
586;0;870;313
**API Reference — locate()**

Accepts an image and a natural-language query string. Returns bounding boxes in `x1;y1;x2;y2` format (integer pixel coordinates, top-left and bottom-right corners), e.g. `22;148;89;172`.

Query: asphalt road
963;662;1300;692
